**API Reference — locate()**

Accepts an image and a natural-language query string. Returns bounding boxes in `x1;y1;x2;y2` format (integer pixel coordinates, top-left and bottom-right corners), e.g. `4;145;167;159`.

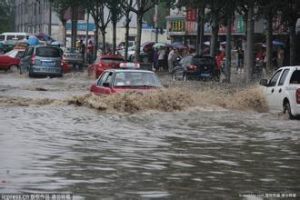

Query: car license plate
46;67;59;72
42;61;55;67
201;73;211;77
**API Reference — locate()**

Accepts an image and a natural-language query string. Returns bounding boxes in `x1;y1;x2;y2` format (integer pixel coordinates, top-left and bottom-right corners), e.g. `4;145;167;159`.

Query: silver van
20;46;63;77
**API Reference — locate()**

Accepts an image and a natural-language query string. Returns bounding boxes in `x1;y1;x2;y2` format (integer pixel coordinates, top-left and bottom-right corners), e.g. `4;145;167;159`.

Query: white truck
259;66;300;119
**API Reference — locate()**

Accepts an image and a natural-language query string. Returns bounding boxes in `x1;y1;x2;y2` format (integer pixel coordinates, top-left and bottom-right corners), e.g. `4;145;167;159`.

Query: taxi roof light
119;62;140;69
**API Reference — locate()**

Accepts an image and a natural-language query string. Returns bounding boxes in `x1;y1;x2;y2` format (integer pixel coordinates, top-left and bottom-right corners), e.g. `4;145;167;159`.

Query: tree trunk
112;21;117;54
225;16;232;83
266;11;273;74
101;29;106;53
210;20;219;58
71;6;78;49
62;21;66;46
124;15;131;61
289;24;296;65
245;2;254;83
196;5;205;55
95;25;99;59
135;14;143;62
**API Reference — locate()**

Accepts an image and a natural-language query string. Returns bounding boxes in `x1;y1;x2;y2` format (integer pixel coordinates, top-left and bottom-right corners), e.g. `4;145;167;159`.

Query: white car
260;66;300;119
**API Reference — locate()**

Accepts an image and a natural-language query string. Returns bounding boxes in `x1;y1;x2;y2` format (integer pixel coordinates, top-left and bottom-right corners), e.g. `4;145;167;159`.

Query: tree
121;0;134;60
106;0;123;54
256;0;283;74
125;0;156;62
0;0;14;33
52;0;83;48
86;0;111;54
206;0;225;58
279;0;300;65
52;0;70;46
222;0;238;83
176;0;208;55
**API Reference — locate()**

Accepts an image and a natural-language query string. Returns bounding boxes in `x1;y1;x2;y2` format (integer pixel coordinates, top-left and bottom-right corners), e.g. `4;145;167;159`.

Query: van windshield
36;47;61;57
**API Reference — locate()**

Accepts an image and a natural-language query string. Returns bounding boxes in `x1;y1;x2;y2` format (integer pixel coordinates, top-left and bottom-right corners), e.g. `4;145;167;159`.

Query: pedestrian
78;40;85;71
237;47;244;73
153;48;159;71
163;47;170;71
168;47;176;73
277;47;284;68
158;47;166;71
87;40;94;64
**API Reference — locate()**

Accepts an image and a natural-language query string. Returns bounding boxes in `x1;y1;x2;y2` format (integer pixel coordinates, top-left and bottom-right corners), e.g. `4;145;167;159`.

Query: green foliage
143;1;169;28
0;0;14;33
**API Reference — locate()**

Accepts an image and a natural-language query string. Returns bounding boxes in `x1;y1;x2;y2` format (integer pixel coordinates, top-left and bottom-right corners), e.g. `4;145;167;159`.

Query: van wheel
283;101;295;120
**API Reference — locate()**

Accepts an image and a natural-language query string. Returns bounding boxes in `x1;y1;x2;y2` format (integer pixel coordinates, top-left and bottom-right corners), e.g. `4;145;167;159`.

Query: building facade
14;0;168;47
14;0;61;36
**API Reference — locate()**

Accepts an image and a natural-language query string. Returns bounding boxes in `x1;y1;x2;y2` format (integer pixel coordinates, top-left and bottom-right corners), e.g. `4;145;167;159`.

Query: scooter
171;57;186;81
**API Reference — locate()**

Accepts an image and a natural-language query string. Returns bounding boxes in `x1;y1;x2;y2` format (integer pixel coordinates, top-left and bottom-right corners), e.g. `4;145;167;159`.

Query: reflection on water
0;73;299;199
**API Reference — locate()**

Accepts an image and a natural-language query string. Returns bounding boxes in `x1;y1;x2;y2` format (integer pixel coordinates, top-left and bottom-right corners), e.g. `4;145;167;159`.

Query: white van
0;32;29;44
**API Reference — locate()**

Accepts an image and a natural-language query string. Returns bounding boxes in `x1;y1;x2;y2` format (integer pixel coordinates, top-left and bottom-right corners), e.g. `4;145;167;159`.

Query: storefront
166;9;246;47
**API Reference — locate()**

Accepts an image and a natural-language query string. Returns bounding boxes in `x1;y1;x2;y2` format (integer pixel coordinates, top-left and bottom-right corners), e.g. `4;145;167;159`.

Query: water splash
67;86;268;113
0;85;268;113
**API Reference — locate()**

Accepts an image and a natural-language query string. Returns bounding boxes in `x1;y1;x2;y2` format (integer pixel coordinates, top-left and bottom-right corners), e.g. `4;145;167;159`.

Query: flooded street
0;72;299;199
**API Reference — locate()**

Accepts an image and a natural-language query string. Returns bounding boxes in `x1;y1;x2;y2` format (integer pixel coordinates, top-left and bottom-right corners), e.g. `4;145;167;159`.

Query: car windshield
36;47;61;57
101;57;124;64
114;71;162;87
290;70;300;84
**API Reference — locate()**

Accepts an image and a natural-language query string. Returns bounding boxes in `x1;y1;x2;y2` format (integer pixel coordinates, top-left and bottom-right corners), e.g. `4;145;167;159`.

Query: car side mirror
259;79;268;86
103;82;110;87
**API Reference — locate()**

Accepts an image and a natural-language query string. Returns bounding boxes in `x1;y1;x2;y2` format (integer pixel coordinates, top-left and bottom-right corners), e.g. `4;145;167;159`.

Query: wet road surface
0;72;299;200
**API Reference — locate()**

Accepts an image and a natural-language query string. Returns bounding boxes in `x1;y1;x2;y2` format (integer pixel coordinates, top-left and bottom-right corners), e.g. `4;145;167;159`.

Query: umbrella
141;41;155;52
27;36;39;46
35;32;53;42
153;42;170;49
187;44;195;50
171;42;187;49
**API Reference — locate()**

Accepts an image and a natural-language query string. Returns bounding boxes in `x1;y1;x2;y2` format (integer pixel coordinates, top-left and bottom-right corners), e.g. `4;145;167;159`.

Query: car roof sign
119;62;140;69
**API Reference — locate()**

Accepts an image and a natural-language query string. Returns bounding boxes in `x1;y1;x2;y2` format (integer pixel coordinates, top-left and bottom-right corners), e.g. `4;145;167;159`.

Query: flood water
0;72;299;200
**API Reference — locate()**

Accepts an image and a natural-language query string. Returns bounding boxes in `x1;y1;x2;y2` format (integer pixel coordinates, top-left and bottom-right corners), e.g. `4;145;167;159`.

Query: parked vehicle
61;47;84;72
259;66;300;119
0;32;29;44
0;49;25;71
19;46;63;77
88;54;125;79
172;55;219;81
90;65;162;95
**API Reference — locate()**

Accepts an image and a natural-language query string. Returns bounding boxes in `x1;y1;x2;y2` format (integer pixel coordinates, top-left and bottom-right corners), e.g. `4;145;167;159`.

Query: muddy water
0;72;299;200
